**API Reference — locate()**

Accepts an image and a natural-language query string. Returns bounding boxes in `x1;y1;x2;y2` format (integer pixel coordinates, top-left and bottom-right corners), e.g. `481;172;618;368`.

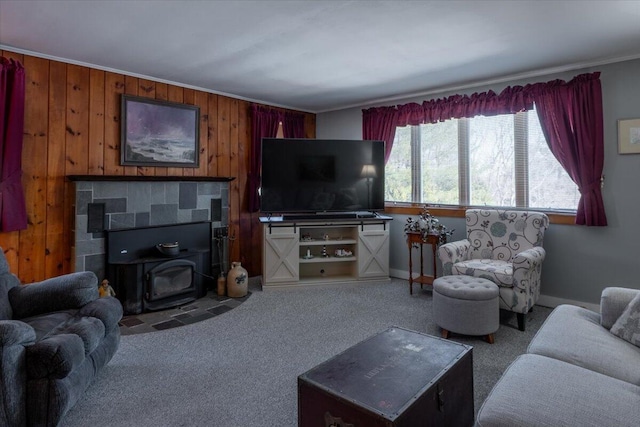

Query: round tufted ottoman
433;275;499;344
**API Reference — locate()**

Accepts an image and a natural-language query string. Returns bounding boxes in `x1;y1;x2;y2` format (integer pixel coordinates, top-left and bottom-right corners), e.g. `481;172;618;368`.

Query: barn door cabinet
261;216;391;289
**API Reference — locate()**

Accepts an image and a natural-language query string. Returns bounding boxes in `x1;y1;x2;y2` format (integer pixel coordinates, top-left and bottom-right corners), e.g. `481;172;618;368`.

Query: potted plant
404;207;454;245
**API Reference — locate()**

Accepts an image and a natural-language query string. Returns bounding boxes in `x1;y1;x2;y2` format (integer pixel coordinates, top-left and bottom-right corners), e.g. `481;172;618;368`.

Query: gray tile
95;198;127;214
75;215;90;241
75;181;92;191
75;256;84;273
152;319;183;330
165;182;179;204
191;209;209;222
224;299;243;308
177;209;191;224
196;195;211;210
172;313;192;321
221;187;229;205
135;212;150;227
85;254;106;281
197;182;220;196
181;312;214;324
221;207;229;226
110;213;135;229
208;305;233;316
76;238;105;257
150;204;178;225
209;198;222;221
94;182;127;198
213;294;231;303
114;290;252;335
150;183;166;205
179;183;197;209
120;317;144;327
77;191;93;215
139;311;175;325
127;182;152;213
193;298;220;310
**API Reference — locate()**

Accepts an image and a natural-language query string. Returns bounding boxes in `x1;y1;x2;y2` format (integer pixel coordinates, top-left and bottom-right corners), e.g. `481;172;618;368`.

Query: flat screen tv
260;138;385;214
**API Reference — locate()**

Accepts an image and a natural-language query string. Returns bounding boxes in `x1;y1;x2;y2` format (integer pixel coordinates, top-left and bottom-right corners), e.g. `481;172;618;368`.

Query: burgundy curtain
249;105;306;212
362;106;398;164
532;73;607;226
362;72;606;225
281;111;305;139
0;57;27;232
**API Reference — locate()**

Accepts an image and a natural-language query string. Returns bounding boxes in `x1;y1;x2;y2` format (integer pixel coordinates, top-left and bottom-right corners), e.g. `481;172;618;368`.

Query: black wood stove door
146;259;196;302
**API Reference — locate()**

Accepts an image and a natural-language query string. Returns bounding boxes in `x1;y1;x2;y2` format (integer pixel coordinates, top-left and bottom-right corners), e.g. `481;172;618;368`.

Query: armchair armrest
513;247;546;266
78;296;123;333
9;271;99;319
600;287;640;329
0;319;36;347
26;334;86;379
512;247;546;299
438;239;471;275
0;320;36;427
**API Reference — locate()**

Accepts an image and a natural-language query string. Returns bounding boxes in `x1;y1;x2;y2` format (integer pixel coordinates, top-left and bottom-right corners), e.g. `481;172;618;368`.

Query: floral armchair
438;209;549;331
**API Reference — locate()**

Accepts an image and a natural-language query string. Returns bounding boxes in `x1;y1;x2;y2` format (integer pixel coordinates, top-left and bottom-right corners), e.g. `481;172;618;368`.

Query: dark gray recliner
0;248;122;427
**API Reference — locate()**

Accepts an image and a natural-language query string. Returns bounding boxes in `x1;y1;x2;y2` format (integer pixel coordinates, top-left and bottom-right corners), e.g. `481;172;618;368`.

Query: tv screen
260;138;385;214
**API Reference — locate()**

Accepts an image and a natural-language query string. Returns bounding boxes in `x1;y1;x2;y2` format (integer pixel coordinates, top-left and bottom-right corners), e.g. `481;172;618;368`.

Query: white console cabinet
261;216;391;289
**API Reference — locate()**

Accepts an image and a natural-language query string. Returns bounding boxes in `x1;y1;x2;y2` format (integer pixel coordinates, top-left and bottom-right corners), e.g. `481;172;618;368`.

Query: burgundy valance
365;72;600;125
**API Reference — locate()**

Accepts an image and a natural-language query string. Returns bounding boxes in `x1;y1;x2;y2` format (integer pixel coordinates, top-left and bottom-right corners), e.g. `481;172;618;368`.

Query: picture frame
618;118;640;154
120;95;200;167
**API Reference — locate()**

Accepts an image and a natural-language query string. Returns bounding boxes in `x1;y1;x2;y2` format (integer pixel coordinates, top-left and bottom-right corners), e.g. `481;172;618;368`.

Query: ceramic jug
227;262;248;297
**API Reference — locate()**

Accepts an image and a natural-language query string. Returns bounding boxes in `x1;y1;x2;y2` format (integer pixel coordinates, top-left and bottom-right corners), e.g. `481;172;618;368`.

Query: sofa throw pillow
610;293;640;347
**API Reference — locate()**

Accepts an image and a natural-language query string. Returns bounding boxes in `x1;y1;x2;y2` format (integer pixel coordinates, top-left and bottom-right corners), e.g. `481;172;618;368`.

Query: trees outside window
385;107;579;211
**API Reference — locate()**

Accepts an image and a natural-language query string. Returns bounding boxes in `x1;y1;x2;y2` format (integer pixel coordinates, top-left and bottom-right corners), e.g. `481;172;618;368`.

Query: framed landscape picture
120;95;200;167
618;118;640;154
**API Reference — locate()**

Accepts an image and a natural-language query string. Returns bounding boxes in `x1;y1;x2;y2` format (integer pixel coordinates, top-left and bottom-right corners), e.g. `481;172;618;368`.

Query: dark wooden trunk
298;327;474;427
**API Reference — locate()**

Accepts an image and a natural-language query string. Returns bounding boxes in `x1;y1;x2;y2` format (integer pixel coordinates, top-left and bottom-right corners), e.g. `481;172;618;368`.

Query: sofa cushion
600;287;640;329
21;310;77;341
476;354;640;427
610;292;640;347
528;304;640;385
451;259;513;286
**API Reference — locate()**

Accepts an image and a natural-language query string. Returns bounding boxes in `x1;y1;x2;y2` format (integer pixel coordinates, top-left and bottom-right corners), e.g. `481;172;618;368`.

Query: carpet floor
62;279;551;426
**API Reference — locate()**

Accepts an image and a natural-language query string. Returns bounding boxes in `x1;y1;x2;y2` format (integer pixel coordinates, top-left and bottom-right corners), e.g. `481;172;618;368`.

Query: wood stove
106;221;213;314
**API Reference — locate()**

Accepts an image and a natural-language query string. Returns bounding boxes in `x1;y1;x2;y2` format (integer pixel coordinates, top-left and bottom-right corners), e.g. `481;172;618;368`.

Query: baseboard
389;270;601;313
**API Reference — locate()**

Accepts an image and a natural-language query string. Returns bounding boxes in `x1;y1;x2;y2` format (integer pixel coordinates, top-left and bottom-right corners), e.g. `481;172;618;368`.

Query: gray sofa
0;249;123;427
477;287;640;426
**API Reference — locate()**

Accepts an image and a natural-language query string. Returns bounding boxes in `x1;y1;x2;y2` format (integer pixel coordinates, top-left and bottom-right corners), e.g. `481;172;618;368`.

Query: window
385;108;579;211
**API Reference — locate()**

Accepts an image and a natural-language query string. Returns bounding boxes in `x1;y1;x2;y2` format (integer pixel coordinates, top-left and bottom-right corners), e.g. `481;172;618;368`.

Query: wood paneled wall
0;51;316;283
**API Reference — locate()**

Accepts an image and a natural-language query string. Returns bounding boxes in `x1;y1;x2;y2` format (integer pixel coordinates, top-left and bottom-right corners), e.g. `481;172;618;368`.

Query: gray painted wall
317;58;640;307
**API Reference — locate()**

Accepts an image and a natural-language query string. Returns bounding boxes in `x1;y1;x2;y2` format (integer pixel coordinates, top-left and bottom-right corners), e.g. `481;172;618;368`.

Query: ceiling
2;1;640;113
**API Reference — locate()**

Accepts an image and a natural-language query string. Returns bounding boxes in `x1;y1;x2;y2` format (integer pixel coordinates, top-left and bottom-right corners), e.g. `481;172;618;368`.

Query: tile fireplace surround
69;175;233;283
